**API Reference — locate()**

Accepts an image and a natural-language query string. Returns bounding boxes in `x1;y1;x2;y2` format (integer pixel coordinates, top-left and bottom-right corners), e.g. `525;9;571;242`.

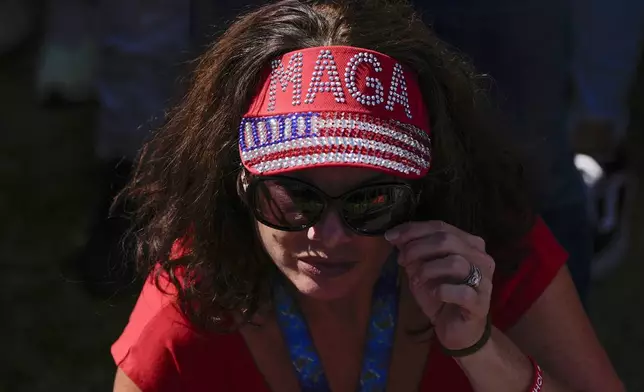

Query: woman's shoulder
489;216;568;331
111;274;248;391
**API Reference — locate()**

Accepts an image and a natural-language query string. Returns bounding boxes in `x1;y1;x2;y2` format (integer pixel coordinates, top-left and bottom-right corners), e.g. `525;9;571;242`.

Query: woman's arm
456;267;624;391
386;220;624;392
113;369;143;392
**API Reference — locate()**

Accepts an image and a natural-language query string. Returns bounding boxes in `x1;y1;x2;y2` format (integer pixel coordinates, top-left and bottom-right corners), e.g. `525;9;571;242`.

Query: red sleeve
111;275;186;391
112;236;268;391
490;217;568;331
111;275;240;391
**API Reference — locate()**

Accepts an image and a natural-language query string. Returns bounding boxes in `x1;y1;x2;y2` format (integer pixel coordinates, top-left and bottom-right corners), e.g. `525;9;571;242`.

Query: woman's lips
298;258;357;278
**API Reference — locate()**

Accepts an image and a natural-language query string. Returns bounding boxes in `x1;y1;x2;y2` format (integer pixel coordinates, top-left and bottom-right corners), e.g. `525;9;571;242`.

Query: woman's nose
306;206;352;247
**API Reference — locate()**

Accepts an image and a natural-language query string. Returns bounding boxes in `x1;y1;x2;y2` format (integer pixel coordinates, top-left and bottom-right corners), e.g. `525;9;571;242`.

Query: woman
112;1;624;391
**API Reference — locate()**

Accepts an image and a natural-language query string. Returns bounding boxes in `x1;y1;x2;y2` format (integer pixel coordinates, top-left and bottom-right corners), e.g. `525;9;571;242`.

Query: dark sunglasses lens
342;185;414;234
251;178;325;229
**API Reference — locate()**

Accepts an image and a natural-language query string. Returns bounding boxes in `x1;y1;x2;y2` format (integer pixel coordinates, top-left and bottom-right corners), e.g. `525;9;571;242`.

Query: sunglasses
246;176;419;236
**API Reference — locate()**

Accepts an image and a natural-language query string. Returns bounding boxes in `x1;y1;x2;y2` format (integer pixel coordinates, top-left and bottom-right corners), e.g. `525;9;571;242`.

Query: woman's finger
409;254;471;286
412;265;494;298
398;231;474;267
386;220;486;252
433;283;489;316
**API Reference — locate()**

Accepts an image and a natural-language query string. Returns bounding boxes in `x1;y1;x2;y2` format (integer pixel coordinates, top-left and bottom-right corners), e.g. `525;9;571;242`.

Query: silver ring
464;263;482;289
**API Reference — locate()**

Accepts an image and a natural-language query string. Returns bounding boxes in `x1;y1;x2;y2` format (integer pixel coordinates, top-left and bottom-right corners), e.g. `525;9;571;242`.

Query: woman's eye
346;193;391;213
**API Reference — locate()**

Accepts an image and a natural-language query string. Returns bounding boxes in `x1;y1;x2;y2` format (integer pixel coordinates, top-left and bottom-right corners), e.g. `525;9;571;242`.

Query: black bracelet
440;316;492;358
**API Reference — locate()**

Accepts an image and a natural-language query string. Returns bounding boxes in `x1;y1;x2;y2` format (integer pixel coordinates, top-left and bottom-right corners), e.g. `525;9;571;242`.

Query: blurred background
1;0;642;390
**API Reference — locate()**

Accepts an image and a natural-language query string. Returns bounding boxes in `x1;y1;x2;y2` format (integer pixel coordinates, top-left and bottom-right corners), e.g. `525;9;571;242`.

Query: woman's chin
288;273;355;301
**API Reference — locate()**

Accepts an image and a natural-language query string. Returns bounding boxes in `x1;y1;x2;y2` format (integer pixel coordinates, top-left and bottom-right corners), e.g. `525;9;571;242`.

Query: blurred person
570;0;644;278
111;1;622;391
93;0;192;164
37;0;97;103
412;0;593;304
40;0;193;296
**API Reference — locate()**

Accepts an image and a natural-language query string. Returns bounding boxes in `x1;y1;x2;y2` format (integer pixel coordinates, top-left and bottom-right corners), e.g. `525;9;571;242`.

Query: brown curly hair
121;0;536;332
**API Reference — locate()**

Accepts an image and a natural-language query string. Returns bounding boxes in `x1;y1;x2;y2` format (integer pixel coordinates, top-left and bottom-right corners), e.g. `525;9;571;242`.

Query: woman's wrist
454;328;535;392
440;316;492;357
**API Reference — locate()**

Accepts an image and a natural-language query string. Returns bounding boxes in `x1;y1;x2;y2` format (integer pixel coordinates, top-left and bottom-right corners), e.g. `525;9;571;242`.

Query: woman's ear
237;169;250;202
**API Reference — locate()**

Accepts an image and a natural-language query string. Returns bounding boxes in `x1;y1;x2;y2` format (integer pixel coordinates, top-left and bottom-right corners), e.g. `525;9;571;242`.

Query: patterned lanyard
273;256;399;392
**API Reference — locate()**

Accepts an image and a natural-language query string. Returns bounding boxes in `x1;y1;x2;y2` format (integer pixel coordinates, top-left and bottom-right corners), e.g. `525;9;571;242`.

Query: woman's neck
296;282;374;327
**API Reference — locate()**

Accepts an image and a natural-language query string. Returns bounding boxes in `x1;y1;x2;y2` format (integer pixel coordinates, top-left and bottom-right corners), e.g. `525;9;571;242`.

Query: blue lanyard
273;257;399;392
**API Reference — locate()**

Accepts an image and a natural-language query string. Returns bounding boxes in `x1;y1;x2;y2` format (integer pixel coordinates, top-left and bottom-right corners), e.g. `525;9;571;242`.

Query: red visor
239;46;432;179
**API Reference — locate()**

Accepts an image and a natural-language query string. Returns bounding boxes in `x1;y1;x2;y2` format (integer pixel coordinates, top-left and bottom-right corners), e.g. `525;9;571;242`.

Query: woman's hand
385;221;494;350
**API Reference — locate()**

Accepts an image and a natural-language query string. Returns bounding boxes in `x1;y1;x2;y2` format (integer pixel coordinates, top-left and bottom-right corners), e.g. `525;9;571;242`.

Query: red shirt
112;218;567;391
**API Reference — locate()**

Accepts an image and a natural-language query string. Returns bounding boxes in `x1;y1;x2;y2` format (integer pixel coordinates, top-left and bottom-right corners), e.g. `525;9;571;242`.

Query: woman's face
253;167;398;301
